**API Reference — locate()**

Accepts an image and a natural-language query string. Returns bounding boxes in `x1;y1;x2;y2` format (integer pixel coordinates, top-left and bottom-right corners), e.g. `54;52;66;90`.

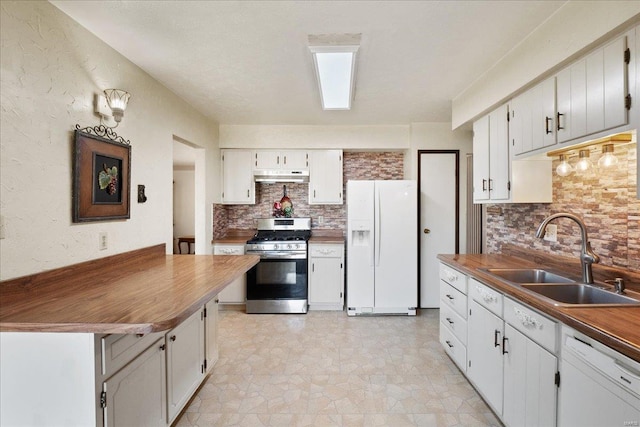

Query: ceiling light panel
309;34;361;110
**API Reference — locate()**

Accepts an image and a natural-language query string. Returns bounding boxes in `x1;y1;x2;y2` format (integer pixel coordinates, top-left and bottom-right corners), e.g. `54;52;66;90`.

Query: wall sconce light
556;154;574;177
103;89;130;124
597;144;619;168
575;149;593;172
96;89;131;128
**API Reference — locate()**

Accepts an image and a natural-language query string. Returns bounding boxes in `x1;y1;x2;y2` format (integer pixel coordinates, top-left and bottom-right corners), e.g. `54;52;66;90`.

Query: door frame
417;150;460;306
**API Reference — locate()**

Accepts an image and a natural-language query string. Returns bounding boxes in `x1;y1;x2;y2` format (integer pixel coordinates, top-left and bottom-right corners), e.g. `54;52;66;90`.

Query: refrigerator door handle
375;185;381;266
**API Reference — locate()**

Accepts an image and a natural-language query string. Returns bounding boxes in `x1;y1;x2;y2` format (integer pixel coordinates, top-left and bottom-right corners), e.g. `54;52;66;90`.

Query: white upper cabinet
473;104;510;203
221;149;255;204
309;150;343;205
254;150;309;170
556;59;587;143
473;103;552;204
511;77;556;156
557;35;629;144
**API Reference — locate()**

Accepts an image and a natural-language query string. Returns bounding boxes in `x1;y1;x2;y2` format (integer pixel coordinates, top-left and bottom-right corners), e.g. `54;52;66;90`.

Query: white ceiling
50;1;567;126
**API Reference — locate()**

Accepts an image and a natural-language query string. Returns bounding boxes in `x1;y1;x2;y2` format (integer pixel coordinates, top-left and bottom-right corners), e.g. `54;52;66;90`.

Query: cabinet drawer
504;297;558;354
101;331;164;378
440;322;467;372
440;281;467;319
470;278;503;317
309;244;344;258
213;244;244;255
439;263;467;294
440;303;467;345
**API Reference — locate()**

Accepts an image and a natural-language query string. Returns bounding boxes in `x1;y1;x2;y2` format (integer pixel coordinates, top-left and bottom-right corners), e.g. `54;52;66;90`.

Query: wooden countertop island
0;244;259;334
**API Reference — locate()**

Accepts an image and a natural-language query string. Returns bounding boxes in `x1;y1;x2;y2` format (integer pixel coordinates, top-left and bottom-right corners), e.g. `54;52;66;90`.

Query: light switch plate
99;232;108;250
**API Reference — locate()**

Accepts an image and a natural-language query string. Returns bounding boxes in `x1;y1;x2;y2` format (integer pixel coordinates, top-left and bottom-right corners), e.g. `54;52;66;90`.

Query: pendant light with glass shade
597;144;619;168
556;154;574;176
575;149;593;172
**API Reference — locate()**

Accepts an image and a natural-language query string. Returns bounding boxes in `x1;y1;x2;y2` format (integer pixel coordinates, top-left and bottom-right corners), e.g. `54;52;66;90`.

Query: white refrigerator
346;180;418;316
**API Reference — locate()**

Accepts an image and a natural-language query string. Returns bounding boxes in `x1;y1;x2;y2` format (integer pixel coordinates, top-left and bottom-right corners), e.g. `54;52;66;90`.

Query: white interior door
419;151;457;308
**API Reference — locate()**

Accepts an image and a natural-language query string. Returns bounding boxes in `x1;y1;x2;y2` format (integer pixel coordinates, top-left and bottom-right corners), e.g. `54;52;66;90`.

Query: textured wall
213;151;405;237
486;141;639;272
0;2;219;279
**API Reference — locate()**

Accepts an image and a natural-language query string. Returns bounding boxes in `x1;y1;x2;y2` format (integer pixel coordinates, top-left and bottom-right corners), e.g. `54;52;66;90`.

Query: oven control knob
274;244;279;250
288;244;292;249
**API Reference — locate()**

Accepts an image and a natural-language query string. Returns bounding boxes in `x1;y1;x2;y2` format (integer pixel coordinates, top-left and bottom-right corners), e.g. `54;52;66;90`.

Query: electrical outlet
99;232;108;250
0;215;5;239
318;216;324;226
544;224;557;242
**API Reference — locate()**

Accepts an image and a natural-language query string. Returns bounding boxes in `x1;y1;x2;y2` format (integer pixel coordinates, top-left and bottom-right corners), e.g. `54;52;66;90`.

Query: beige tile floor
175;310;502;427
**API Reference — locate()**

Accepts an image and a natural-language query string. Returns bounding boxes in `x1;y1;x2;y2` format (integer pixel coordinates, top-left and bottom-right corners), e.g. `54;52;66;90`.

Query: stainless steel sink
483;268;574;284
520;283;640;306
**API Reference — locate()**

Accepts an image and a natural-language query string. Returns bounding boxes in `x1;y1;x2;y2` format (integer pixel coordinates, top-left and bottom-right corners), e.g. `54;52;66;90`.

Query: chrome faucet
535;213;600;284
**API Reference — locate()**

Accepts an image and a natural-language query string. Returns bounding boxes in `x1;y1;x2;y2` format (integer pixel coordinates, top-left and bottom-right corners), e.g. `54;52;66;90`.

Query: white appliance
558;326;640;427
346;180;418;316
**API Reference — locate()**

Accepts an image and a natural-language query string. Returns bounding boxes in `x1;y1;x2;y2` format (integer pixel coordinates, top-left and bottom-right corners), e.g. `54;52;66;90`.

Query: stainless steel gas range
245;218;311;314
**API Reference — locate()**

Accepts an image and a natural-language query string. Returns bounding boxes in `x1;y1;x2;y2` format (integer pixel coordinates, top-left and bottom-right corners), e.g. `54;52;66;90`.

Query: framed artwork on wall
73;129;131;222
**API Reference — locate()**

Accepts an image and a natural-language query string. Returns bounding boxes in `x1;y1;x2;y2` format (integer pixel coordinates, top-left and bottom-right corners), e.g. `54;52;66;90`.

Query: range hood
253;169;310;183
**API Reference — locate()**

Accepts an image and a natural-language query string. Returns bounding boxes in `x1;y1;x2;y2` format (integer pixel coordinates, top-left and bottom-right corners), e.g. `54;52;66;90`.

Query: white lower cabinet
166;308;205;424
503;324;557;427
308;243;344;310
439;263;469;372
205;297;219;371
467;281;559;427
213;244;246;305
102;338;167;427
468;299;504;415
100;298;218;426
440;267;560;427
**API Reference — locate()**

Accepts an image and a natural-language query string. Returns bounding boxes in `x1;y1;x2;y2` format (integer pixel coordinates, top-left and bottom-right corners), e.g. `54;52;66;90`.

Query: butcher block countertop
0;245;259;335
309;229;344;244
212;229;255;244
438;253;640;362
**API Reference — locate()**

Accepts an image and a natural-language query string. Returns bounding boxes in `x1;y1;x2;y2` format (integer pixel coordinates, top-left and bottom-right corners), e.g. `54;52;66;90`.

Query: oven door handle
249;252;307;259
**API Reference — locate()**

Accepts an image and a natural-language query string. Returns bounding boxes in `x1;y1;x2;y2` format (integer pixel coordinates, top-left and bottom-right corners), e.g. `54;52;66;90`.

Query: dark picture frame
73;130;131;222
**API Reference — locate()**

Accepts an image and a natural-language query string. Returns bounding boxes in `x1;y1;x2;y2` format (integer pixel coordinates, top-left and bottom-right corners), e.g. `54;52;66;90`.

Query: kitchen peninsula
0;244;259;426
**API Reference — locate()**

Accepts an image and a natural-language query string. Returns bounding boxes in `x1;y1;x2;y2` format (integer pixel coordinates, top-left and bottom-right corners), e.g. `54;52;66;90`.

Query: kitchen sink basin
483;268;574;284
521;283;640;306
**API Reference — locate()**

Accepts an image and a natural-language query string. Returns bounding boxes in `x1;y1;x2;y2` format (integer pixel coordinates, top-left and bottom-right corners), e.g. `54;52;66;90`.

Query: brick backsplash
213;151;405;238
486;142;639;272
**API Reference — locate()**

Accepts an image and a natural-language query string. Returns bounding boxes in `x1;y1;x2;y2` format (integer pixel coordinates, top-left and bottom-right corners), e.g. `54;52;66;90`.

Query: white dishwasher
558;326;640;427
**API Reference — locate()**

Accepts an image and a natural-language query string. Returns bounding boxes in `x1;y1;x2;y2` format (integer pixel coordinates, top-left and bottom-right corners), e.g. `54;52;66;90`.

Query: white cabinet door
282;151;309;170
308;244;344;310
254;150;281;169
213;244;246;304
309;150;343;205
511;78;556;154
166;309;205;424
556;59;587;143
474;104;510;203
467;300;504;416
503;324;557;427
603;36;628;130
221;150;254;204
255;151;308;170
205;298;219;372
488;104;510;201
472;115;490;202
586;35;628;136
103;338;166;427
